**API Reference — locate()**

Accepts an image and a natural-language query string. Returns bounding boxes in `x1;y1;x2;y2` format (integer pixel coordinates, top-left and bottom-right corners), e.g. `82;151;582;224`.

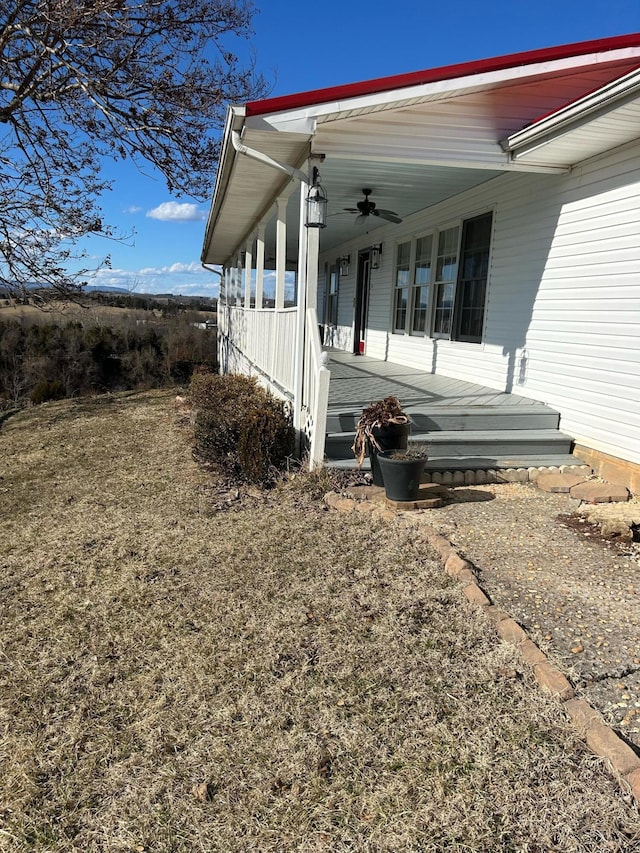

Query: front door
354;251;371;355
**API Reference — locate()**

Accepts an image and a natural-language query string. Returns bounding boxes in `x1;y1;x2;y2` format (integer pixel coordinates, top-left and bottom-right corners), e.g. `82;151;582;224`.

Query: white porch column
255;223;265;310
306;226;319;319
244;236;253;309
234;257;241;305
293;177;309;432
275;195;287;310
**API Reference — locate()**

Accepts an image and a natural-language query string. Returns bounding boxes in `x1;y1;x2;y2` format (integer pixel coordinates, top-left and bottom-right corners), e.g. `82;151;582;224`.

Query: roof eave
502;66;640;162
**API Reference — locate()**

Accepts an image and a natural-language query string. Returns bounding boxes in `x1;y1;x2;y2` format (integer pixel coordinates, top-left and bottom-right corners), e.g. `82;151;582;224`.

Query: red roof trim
246;33;640;117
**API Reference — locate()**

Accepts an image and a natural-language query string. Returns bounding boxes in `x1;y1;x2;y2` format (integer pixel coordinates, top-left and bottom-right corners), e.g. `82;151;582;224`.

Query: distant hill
85;285;132;294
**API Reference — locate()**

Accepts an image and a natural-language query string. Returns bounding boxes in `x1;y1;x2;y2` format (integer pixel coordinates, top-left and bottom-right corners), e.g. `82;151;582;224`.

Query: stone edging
419;523;640;806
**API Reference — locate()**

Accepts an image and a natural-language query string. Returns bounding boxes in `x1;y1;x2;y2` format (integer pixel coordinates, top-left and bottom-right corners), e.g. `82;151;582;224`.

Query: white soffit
203;128;311;264
504;68;640;167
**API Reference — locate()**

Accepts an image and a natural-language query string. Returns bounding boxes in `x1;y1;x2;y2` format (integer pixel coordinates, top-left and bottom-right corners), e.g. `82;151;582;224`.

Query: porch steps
323;403;577;472
325;404;561;434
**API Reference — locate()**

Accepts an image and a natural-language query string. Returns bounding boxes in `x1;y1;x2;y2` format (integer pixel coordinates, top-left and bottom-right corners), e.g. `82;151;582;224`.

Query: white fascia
201;105;246;264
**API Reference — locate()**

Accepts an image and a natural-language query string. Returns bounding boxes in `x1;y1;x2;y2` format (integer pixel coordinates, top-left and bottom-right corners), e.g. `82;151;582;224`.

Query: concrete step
325;404;560;434
325;429;574;461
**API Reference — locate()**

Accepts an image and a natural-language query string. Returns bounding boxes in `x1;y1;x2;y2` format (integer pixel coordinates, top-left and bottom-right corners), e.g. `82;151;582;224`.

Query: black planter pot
377;451;427;501
366;421;411;486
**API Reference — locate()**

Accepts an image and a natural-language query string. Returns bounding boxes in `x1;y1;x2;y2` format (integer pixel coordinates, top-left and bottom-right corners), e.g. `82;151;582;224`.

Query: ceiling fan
344;188;402;224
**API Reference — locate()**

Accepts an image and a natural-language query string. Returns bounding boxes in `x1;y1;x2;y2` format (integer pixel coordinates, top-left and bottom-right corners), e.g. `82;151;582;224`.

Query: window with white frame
432;226;460;337
327;263;338;326
410;234;433;334
390;211;493;342
393;241;411;332
453;212;493;343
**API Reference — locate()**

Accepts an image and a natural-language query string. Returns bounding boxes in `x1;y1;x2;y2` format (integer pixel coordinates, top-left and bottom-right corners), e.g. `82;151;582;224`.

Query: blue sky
82;0;640;296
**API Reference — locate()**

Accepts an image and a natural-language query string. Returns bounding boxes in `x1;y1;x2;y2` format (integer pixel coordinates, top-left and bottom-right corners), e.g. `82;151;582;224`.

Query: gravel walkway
425;482;640;750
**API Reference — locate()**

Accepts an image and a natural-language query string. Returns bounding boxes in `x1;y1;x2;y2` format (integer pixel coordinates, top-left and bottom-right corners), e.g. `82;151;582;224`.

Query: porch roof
202;34;640;268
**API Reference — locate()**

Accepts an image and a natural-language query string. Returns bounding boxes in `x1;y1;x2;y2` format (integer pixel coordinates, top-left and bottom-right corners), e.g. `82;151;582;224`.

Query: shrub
31;379;66;405
189;372;295;485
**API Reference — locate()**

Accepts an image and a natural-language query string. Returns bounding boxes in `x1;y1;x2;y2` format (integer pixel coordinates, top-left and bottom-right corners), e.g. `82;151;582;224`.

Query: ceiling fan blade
343;207;360;213
375;209;403;223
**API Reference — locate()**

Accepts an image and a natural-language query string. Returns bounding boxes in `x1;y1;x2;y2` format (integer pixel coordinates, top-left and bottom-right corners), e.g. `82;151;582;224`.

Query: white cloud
85;260;220;297
138;261;205;276
124;205;142;214
146;202;206;222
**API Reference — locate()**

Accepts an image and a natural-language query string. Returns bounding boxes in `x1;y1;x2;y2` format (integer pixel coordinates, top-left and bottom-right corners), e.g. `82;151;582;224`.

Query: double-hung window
454;212;493;343
410;234;433;334
390;211;493;343
327;264;339;326
432;226;460;337
393;241;411;332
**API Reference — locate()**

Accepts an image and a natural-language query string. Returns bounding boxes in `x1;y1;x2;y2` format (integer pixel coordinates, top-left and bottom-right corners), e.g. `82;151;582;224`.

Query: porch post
306;226;319;320
244;236;253;309
234;256;241;306
293;176;308;432
275;196;287;310
255;223;265;310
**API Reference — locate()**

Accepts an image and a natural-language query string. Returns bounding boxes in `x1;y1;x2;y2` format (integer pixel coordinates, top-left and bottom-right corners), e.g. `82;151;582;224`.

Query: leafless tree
0;0;266;297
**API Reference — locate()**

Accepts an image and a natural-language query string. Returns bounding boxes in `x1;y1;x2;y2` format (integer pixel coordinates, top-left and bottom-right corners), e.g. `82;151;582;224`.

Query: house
201;34;640;493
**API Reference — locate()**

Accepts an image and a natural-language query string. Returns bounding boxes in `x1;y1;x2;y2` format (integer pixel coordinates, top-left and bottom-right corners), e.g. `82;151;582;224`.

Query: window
432;226;460;336
389;211;492;343
393;241;411;332
411;234;433;334
327;264;339;325
454;212;492;343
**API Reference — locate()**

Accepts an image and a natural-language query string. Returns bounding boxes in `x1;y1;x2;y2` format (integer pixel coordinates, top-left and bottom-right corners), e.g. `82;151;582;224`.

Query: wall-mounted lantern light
339;254;350;276
370;243;382;269
305;166;328;228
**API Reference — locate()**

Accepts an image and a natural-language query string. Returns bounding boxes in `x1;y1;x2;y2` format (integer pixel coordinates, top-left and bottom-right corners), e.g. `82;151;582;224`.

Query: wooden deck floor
327;351;545;413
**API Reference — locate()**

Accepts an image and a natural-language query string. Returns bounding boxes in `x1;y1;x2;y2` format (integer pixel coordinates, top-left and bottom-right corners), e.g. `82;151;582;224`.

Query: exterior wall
319;140;640;467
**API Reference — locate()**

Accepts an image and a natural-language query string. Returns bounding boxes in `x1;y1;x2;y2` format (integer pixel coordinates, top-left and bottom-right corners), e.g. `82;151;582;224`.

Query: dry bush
0;391;639;852
190;371;294;484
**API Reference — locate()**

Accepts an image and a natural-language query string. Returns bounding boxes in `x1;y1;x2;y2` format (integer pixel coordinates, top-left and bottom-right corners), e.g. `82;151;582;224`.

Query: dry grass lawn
1;390;639;852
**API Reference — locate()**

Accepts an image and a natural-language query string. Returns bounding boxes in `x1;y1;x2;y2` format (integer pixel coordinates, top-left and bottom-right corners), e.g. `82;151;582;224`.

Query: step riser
325;436;573;460
325;411;560;433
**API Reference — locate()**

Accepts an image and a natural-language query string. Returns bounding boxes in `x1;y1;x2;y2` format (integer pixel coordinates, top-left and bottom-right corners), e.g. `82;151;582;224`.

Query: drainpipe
231;131;307;184
201;261;223;302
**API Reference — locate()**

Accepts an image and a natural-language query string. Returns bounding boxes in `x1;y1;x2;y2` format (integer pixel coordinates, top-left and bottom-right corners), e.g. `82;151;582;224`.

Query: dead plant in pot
351;396;411;486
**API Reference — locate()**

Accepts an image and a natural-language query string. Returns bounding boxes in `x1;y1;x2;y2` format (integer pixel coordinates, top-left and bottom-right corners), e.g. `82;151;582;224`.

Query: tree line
0;316;218;408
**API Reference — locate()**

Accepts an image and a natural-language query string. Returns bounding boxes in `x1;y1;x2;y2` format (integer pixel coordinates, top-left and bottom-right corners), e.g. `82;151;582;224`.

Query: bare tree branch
0;0;266;297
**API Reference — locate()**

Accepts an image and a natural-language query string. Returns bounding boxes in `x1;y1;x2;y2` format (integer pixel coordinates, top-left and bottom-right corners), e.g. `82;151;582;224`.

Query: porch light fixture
305;166;328;228
370;243;382;269
339;254;350;276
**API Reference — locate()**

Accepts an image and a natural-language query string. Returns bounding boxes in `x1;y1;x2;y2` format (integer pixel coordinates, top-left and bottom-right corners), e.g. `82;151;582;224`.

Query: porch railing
219;303;331;469
218;303;297;396
302;308;330;469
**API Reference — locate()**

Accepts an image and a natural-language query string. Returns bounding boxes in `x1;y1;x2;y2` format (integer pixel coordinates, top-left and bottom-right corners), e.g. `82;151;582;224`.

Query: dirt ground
424;483;640;750
2;391;640;851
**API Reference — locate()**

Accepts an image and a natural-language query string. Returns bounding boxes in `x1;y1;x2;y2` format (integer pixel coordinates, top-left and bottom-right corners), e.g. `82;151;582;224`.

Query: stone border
420;523;640;805
423;463;592;486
